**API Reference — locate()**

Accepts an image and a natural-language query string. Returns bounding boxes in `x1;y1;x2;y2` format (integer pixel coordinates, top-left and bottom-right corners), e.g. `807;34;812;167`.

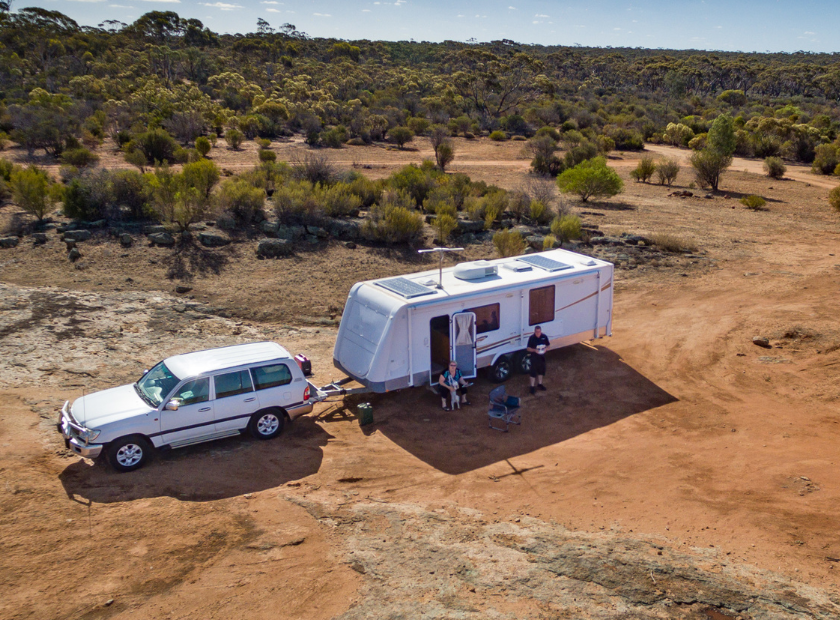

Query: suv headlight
78;428;101;443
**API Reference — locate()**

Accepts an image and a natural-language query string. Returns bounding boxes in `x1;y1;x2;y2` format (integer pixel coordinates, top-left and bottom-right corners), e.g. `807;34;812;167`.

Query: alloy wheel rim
257;414;279;435
116;444;143;467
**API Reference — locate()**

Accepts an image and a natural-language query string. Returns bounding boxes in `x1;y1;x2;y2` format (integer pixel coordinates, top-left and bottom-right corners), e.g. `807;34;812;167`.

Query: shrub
292;151;335;185
563;141;599;169
835;163;840;177
61;147;99;168
529;200;552;225
556;157;624;202
322;125;349;148
630;156;656;183
493;229;526;257
259;149;277;163
195;136;211;158
690;149;732;191
181;159;220;205
812;144;840;175
389;126;415;149
0;131;8;151
507;190;530;221
256;138;271;149
542;234;558;250
595;135;615;154
363;203;424;244
740;195;767;211
217;178;265;224
536;126;561;141
389;163;437;207
225;128;244;150
663;123;694;147
764;156;786;179
125;149;148;173
605;127;644;151
274;181;323;224
649;233;697;253
111;170;147;219
10;166;60;221
131;128;178;164
489;130;507;142
62;169;115;221
321;183;362;217
656;158;680;186
407;117;430;136
688;134;707;151
550;214;582;243
830;186;840;212
433;213;457;243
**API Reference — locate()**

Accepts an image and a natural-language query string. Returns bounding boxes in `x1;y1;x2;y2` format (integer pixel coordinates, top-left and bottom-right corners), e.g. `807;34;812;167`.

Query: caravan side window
467;303;500;334
529;285;555;325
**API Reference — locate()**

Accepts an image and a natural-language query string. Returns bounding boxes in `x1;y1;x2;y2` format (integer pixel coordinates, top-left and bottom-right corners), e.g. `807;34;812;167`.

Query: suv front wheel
249;409;285;440
107;435;152;472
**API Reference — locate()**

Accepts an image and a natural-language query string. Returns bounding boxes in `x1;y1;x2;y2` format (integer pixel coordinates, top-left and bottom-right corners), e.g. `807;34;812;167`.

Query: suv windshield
136;362;181;407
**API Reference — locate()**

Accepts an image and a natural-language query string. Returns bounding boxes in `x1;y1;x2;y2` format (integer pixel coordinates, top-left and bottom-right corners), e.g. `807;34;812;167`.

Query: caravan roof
361;248;608;308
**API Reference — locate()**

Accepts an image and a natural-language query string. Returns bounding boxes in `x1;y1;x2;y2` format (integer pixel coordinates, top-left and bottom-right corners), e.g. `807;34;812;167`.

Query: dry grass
648;232;698;253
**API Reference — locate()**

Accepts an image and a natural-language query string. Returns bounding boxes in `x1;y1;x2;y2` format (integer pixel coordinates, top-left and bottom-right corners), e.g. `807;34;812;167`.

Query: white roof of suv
165;342;292;379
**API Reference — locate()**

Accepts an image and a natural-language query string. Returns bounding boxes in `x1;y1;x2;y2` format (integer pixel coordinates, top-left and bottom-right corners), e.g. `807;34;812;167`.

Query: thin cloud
313;12;331;16
362;8;371;11
534;13;549;18
201;2;241;9
804;31;815;35
508;5;516;9
265;8;280;12
140;0;180;3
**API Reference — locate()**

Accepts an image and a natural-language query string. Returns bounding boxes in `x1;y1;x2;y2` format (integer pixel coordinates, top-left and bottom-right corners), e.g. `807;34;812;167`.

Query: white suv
57;342;314;472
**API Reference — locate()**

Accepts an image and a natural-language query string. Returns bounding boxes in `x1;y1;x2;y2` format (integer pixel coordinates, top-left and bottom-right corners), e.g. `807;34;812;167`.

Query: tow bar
308;377;372;403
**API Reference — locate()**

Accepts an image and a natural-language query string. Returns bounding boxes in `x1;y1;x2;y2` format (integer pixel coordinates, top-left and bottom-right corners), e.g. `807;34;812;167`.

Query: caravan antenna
418;247;464;289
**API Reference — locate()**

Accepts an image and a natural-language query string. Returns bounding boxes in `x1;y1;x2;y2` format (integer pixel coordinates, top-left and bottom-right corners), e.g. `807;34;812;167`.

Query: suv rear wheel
107;435;151;472
249;409;285;440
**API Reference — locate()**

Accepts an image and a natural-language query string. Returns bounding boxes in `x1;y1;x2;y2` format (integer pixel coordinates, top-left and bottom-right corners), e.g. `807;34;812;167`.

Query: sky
13;0;840;53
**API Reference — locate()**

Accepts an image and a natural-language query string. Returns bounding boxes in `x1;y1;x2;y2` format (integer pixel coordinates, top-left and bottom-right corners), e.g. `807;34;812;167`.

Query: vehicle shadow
363;344;677;475
58;416;331;503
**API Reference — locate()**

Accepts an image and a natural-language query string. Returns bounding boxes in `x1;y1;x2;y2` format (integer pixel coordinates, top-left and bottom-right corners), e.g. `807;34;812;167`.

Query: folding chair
488;385;522;432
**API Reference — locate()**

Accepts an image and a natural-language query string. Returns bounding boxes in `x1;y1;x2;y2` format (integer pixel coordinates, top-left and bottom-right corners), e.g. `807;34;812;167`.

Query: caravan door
451;312;477;378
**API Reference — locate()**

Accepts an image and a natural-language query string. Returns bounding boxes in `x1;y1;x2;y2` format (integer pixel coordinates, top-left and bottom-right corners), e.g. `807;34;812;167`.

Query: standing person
526;325;551;395
437;361;471;410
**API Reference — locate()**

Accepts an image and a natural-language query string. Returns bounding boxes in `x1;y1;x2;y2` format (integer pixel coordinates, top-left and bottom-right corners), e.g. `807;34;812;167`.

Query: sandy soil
1;137;840;619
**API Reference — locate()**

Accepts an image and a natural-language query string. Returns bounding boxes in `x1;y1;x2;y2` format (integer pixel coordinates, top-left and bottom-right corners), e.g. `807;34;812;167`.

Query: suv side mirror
164;400;180;411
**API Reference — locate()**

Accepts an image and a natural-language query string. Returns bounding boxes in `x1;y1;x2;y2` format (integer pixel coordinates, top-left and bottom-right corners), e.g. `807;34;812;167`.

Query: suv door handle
199;407;211;412
244;397;256;402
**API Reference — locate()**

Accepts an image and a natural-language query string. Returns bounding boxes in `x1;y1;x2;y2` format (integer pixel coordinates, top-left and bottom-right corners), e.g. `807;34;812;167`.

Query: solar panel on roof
517;255;574;272
376;277;436;299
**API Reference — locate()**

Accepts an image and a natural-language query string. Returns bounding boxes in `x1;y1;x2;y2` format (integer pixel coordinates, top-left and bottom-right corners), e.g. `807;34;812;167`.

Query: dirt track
1;138;840;619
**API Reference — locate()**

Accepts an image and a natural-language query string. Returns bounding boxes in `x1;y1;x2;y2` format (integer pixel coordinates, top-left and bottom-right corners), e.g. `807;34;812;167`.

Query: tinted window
251;363;293;390
529;285;555;326
173;378;210;406
214;370;254;399
466;303;500;334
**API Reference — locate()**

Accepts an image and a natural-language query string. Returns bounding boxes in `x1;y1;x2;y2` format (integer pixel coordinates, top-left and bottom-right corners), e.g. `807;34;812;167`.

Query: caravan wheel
513;351;532;375
488;357;512;383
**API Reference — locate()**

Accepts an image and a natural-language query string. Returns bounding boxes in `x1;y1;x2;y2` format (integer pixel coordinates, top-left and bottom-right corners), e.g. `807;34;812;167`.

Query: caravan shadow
58;416;331;503
367;344;677;475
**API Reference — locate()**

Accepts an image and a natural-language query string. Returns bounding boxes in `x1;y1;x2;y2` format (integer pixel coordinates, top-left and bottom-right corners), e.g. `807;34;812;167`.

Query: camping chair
488;385;522;432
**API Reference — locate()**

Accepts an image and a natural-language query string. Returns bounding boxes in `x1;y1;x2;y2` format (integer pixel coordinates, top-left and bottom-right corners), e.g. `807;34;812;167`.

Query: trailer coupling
308;376;371;402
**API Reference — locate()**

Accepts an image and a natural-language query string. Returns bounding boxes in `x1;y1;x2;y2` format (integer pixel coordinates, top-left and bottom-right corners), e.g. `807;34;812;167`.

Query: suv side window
214;370;254;399
251;363;293;390
173;377;210;406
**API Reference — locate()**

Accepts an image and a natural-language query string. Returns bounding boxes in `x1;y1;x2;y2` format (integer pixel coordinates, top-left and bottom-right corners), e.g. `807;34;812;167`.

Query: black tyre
513;350;532;375
107;435;152;473
488;357;512;383
249;409;285;440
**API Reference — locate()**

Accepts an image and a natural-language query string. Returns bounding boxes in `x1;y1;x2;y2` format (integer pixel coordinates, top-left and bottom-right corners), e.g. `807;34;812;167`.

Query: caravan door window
529;285;555;325
466;303;500;334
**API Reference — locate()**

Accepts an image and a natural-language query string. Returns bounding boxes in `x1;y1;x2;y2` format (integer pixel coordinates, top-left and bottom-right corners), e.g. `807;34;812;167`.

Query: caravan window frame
528;285;555;326
466;303;500;335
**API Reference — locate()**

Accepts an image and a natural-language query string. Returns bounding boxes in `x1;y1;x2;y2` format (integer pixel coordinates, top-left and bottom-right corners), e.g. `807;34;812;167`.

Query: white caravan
331;249;614;392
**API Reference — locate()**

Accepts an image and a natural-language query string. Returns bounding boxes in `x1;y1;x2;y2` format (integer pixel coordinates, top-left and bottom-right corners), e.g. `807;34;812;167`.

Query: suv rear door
213;369;260;432
250;362;296;408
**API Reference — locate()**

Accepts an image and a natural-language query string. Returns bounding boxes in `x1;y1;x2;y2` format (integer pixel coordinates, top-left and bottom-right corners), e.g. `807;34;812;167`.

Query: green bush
489;130;507;142
764;156;786;179
322;125;349;148
433;213;457;243
363;203;424;244
656;158;680;186
536;126;561;141
389;126;415;149
111;170;147;219
550;214;582;243
11;166;59;221
125;149;148;172
812;144;840;175
389;163;437;207
830;185;840;212
225;128;244;150
630;156;656;183
320;183;362;217
493;229;526;257
217;178;265;224
529;200;552;225
690;148;732;191
62;170;114;221
542;234;558;250
740;195;767;211
256;138;271;149
274;180;323;224
835;163;840;177
61;147;99;168
131;128;178;164
259;149;276;163
507;191;530;221
556;157;624;202
564;141;599;168
407;117;430;136
195;136;211;157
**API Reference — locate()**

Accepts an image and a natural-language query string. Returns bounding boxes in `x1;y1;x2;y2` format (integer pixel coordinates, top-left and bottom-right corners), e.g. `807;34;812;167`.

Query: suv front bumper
57;401;103;460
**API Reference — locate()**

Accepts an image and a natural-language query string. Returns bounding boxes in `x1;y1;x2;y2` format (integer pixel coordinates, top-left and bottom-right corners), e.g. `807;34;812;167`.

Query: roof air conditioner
453;260;498;281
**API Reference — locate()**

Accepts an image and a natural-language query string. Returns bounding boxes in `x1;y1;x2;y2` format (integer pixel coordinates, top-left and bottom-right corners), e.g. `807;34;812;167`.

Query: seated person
437;361;471;410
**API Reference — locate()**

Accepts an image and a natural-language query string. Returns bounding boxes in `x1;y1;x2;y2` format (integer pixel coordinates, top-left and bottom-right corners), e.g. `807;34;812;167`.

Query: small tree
529;134;563;176
764;156;786;179
707;114;737;157
550;214;582;244
195;136;211;158
690;149;732;191
828;185;840;212
493;229;526;258
433;213;457;243
656;158;680;186
125;149;148;173
435;140;455;172
10;166;58;222
556;157;624;203
259;149;277;163
389;126;414;149
630;156;656;183
225;128;244;150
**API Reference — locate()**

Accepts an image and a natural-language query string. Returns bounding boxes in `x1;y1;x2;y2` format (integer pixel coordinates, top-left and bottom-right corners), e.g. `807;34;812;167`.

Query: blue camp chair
488;385;522;432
